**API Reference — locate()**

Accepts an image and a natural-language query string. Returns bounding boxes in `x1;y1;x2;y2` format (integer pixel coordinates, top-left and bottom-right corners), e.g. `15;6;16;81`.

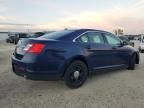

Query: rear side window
87;32;104;44
40;30;74;40
75;32;104;44
76;33;89;43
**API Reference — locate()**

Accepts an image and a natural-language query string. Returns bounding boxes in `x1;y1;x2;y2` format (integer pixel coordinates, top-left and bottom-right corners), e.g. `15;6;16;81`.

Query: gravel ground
0;41;144;108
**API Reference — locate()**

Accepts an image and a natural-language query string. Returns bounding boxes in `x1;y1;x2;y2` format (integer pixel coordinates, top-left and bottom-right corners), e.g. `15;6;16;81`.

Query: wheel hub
73;71;80;79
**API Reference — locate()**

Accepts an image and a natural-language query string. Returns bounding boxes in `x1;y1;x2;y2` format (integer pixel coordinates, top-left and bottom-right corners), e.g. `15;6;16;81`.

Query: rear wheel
64;60;88;89
128;54;136;70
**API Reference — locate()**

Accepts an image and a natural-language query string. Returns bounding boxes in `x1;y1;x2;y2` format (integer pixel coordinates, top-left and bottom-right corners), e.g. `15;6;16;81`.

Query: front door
103;33;126;66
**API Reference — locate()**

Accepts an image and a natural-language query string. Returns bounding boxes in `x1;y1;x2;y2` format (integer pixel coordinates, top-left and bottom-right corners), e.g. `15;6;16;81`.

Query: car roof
37;29;113;41
72;29;109;33
58;29;112;41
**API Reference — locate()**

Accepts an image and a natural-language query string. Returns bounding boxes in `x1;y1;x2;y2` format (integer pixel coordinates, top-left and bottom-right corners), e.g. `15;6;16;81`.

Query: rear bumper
13;68;61;81
12;55;62;81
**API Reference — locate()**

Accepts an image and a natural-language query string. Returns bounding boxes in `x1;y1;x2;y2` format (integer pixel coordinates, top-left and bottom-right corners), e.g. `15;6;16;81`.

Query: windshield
40;30;74;40
119;36;129;42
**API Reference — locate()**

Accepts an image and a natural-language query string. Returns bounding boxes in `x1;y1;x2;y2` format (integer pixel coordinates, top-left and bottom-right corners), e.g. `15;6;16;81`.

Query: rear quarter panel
33;40;87;75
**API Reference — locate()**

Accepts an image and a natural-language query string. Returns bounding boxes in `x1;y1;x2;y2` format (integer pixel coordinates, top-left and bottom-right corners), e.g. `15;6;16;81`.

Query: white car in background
139;40;144;53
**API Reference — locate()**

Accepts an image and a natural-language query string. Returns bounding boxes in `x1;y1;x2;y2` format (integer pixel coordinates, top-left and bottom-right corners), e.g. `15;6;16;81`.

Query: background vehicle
119;36;135;47
6;32;48;45
12;29;139;88
13;33;28;44
6;33;17;43
140;35;144;41
6;36;15;43
6;32;28;44
139;39;144;53
28;32;47;38
17;31;54;44
29;31;55;38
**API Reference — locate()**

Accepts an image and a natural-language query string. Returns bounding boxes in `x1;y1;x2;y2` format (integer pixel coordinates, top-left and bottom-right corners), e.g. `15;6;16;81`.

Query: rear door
86;32;114;69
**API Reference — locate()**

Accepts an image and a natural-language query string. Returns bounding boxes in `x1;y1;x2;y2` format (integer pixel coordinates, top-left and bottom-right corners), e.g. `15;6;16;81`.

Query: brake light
24;43;45;54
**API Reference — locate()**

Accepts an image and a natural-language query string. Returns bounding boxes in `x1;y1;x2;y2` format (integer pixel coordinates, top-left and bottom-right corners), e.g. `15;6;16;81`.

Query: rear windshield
19;34;28;38
40;30;74;40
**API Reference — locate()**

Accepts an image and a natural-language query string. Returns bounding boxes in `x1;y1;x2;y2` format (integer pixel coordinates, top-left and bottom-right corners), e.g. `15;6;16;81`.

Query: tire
139;47;142;53
6;40;8;43
128;54;136;70
139;48;144;53
64;60;88;89
14;41;17;45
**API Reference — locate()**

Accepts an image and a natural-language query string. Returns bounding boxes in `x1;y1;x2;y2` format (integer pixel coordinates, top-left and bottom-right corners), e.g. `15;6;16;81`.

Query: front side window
105;33;121;46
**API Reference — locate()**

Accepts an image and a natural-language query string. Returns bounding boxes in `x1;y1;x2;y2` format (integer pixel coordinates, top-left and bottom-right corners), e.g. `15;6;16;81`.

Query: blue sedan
12;29;139;88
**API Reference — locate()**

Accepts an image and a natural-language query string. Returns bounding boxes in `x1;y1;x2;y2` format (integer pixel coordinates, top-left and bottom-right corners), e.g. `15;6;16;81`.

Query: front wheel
139;47;144;53
64;60;88;89
128;54;136;70
14;41;17;45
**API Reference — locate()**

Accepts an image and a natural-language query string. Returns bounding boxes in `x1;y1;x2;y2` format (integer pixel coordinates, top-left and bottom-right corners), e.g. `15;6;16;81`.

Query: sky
0;0;144;34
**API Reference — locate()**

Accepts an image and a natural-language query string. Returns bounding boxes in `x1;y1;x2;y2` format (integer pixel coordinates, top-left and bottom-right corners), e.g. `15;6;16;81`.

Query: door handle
84;45;91;49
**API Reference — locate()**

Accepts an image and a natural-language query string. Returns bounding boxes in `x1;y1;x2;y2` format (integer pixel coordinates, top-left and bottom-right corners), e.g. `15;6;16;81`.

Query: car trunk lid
14;38;57;60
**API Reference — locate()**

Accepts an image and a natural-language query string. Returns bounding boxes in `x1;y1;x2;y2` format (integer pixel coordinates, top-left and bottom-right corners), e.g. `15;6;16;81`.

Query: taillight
24;43;45;54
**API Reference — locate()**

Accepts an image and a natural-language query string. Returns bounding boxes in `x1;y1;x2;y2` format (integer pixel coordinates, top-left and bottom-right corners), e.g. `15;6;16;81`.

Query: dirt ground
0;41;144;108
